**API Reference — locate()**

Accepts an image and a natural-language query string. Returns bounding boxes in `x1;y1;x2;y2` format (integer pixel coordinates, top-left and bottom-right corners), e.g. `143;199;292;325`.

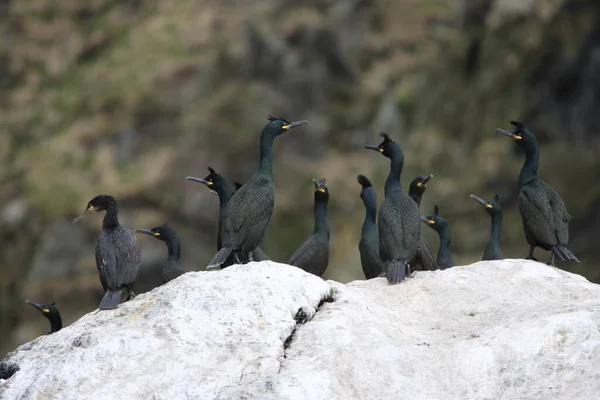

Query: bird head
264;115;309;137
73;195;117;223
470;194;502;216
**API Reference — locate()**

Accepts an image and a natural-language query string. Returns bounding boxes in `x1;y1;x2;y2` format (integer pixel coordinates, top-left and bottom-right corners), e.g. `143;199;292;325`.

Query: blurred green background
2;0;600;357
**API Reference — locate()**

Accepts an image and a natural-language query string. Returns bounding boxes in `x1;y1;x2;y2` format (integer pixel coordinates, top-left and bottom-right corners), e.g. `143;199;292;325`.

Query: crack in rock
0;361;19;380
283;289;335;356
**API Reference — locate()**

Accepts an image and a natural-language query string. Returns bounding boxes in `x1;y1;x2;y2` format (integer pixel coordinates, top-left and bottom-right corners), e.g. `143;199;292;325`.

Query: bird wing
519;182;561;247
545;181;571;245
378;196;421;262
289;235;328;276
222;179;275;251
95;233;117;291
114;227;140;287
413;235;437;271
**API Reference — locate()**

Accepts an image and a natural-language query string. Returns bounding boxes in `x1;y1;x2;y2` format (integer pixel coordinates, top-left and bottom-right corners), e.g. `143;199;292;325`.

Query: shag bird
135;224;187;283
186;166;270;266
470;194;505;260
207;116;308;268
365;133;421;284
421;205;455;269
289;179;330;277
73;195;140;310
408;174;437;272
497;121;579;265
25;300;62;334
357;174;384;279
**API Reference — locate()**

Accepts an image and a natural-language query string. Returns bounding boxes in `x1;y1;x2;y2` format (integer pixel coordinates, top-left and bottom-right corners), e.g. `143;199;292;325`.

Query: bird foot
525;255;538;262
125;291;136;301
546;260;556;267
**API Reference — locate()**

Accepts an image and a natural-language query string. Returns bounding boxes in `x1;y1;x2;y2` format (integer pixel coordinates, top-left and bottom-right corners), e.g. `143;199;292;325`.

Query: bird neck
165;237;181;264
436;228;453;264
361;195;377;232
489;213;502;245
258;131;276;178
215;180;236;207
408;190;422;207
384;152;404;197
313;198;329;234
102;204;120;230
49;316;62;333
519;140;539;186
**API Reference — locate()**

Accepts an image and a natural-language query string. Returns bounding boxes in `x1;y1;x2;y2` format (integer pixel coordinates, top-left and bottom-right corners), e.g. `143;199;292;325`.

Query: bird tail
99;290;122;310
387;260;406;285
208;247;233;269
551;245;580;263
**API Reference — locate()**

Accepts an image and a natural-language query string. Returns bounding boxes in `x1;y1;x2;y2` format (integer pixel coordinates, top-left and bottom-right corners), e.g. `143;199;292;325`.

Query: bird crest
267;115;290;125
207;166;216;175
379;132;392;143
434;205;440;216
510;120;525;128
494;194;500;202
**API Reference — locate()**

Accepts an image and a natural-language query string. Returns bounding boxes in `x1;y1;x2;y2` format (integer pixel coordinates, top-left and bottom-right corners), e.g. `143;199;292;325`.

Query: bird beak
282;120;309;130
25;299;45;312
186;176;212;186
364;145;383;152
135;229;158;237
423;174;433;185
73;205;95;224
420;216;434;224
470;194;492;208
312;179;326;193
496;128;522;140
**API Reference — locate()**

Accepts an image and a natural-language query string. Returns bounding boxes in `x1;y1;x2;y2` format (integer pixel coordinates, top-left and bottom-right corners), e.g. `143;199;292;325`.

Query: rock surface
2;260;600;400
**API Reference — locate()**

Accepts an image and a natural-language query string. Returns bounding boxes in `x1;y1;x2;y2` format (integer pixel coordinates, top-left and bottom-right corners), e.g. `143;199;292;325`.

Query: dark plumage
186;166;270;267
357;174;384;279
25;300;62;334
289;179;330;276
73;195;140;310
470;194;505;261
408;174;437;272
365;133;421;284
207;116;308;268
497;121;579;265
421;205;455;269
135;224;187;283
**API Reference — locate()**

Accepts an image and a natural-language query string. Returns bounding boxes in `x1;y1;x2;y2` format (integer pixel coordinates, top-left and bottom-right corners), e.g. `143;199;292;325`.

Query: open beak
282;120;309;130
470;194;492;208
135;229;160;237
496;128;522;140
25;299;47;313
73;206;95;224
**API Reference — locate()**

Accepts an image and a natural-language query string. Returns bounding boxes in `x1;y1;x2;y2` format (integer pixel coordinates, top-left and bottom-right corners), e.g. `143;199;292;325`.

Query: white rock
1;259;600;400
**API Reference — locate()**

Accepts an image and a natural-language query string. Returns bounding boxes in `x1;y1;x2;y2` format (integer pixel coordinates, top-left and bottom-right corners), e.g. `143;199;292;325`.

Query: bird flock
25;117;580;334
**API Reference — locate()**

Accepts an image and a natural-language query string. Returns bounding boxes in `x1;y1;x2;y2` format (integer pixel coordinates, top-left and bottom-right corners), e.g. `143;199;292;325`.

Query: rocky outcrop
2;260;599;399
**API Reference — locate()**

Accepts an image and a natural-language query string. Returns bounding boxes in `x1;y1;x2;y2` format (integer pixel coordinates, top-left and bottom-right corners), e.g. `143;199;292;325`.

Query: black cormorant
421;205;455;269
73;195;140;310
25;300;62;334
186;166;270;266
135;224;187;283
289;179;330;276
470;194;505;260
408;174;437;272
365;133;421;284
207;116;308;268
497;121;579;265
357;174;384;279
